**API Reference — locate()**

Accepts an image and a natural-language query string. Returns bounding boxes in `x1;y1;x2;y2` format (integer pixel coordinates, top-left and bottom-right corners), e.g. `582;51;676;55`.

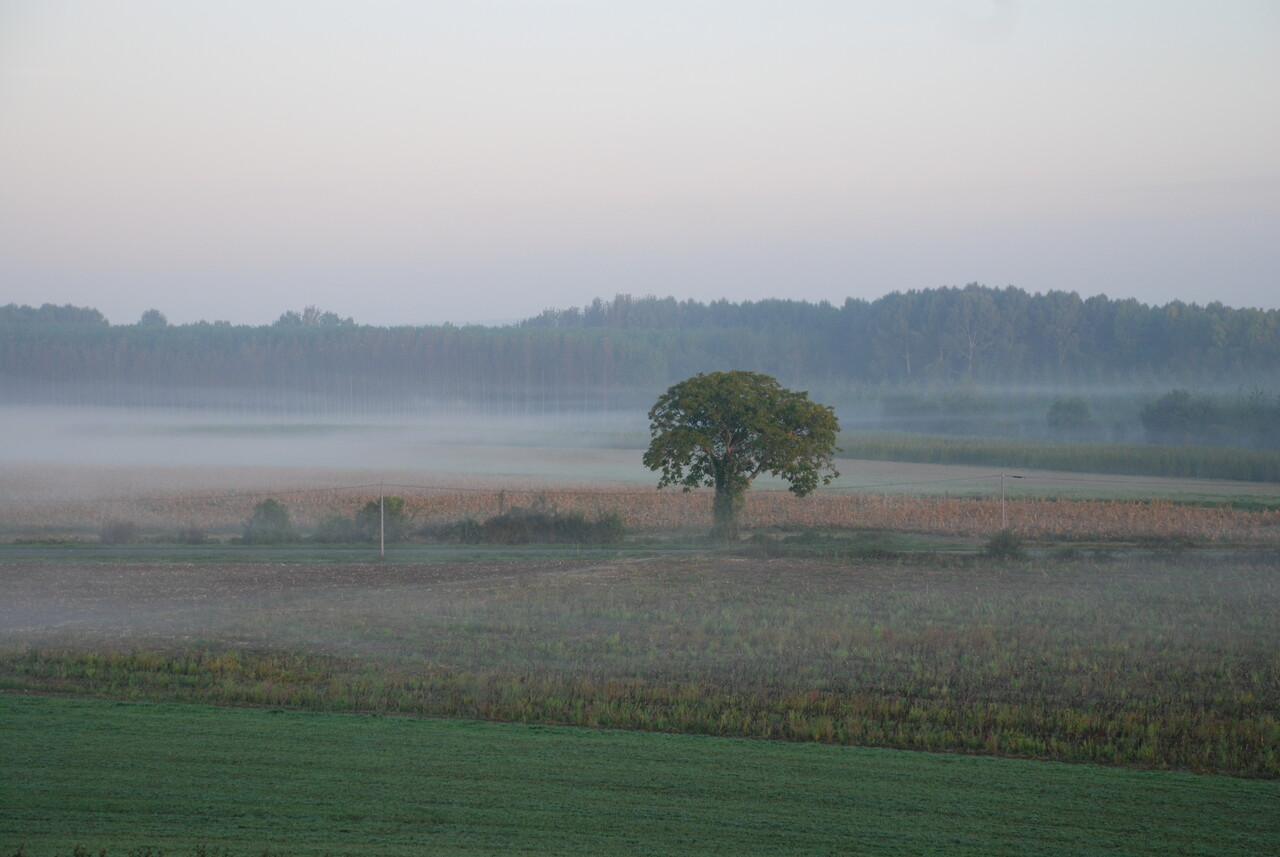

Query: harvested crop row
5;484;1278;542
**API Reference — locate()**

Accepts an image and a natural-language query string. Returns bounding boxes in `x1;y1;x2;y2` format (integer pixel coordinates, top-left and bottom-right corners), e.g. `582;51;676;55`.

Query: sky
1;1;1278;327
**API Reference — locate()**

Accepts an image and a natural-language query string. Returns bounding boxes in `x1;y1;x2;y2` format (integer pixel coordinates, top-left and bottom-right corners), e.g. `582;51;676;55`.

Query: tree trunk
712;483;745;542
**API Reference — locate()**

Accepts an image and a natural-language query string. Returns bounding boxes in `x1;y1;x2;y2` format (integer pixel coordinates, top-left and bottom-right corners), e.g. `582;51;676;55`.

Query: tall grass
3;554;1276;776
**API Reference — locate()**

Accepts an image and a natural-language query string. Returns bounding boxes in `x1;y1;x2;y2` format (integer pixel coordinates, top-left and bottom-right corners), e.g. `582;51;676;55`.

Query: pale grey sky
2;1;1277;326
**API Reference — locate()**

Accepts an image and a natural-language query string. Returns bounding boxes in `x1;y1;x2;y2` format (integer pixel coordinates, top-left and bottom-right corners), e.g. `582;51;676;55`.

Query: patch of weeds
982;528;1026;560
430;502;625;545
1136;533;1198;551
743;533;784;558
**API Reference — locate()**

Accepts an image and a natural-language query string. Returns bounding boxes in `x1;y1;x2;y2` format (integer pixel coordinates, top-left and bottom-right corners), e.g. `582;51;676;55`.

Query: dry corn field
2;463;1277;542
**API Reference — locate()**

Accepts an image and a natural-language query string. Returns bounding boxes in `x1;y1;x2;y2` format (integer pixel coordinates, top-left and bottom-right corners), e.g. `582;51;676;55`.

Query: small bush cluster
238;499;296;544
437;505;625;545
176;525;208;545
982;528;1026;560
98;520;139;545
313;496;409;543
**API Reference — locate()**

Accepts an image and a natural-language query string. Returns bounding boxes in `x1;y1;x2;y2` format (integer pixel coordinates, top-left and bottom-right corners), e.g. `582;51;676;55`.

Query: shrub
311;497;411;543
436;505;625;545
177;525;208;545
312;513;360;543
355;496;408;542
983;528;1026;560
99;519;140;545
242;499;297;544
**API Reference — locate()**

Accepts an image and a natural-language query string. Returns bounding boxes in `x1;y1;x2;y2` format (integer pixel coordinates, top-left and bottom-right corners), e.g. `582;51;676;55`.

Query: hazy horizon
2;2;1277;327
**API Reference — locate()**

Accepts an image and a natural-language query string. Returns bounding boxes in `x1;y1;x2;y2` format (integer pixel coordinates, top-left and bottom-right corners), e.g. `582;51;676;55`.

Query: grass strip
840;432;1280;484
3;694;1278;857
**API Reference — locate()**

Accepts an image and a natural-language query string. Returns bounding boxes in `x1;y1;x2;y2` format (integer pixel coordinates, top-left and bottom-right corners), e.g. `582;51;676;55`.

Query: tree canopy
242;498;297;544
643;371;840;541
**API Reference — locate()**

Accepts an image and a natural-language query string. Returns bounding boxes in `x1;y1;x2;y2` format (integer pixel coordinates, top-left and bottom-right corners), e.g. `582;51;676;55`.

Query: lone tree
644;371;840;541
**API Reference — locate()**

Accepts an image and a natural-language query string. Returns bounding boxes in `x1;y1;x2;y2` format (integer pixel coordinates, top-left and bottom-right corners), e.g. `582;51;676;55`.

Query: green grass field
837;432;1280;484
4;694;1277;857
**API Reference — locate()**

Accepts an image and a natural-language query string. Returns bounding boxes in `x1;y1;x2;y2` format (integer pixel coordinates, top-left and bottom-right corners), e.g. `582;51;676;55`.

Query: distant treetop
273;306;356;328
0;303;108;326
137;309;169;327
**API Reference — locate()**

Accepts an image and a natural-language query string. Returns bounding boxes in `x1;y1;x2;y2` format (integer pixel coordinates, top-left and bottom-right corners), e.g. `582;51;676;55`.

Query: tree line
4;286;1279;414
523;287;1280;384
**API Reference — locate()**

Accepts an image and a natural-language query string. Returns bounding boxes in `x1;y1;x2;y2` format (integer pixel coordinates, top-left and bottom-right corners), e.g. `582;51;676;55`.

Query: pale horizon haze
2;1;1277;326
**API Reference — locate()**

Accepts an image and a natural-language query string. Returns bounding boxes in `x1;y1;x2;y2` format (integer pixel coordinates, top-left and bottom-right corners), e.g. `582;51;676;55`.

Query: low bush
983;528;1026;560
240;499;297;544
99;520;140;545
176;525;208;545
434;505;625;545
311;496;410;543
312;512;361;543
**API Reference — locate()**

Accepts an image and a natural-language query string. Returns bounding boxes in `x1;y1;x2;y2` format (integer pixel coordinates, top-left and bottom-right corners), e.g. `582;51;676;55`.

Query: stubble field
4;553;1277;777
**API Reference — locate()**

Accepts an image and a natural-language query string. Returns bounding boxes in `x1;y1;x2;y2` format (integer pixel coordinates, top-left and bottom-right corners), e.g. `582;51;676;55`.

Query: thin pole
380;480;385;558
1001;474;1023;529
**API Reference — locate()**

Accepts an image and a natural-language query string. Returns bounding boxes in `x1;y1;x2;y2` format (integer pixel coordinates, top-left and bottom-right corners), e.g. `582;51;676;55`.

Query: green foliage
312;497;413;544
8;695;1278;857
136;308;168;328
1141;388;1280;448
0;302;108;325
645;371;840;540
355;496;407;542
1141;389;1218;445
983;528;1027;560
272;305;354;327
9;289;1280;414
438;505;625;545
240;499;296;544
311;513;361;544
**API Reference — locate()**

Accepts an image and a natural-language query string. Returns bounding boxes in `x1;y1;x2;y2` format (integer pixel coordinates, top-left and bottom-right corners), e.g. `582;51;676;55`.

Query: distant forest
4;286;1279;444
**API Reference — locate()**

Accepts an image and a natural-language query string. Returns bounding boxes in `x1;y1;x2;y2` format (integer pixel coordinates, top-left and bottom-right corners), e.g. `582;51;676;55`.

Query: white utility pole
380;480;385;558
1000;473;1023;529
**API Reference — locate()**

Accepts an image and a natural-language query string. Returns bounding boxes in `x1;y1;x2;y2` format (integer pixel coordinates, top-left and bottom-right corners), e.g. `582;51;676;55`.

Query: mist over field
0;404;649;475
4;291;1280;545
5;7;1280;852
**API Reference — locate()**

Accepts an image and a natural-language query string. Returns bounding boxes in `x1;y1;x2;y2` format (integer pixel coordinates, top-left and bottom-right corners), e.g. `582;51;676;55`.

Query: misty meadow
6;2;1280;852
4;289;1280;856
6;288;1280;447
